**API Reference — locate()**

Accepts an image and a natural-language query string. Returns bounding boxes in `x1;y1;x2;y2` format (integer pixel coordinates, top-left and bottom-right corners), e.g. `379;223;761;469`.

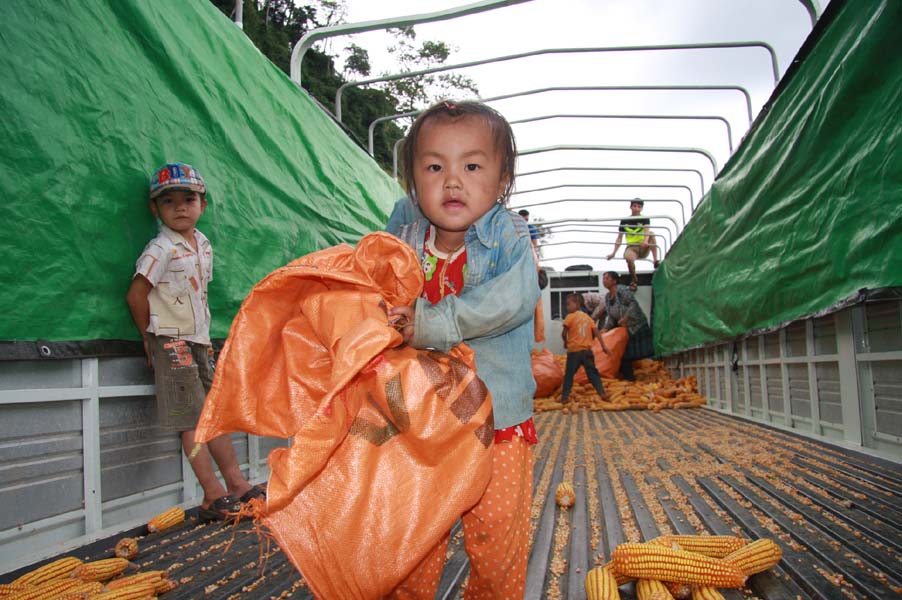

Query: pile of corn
586;535;782;600
534;358;706;413
3;535;180;599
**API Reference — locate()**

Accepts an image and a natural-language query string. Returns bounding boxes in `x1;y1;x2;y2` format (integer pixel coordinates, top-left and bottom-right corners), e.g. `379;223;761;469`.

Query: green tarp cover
653;0;902;356
0;0;402;347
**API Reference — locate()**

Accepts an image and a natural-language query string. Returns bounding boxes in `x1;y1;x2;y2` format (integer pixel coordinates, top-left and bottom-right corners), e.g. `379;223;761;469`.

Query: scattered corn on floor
3;410;899;599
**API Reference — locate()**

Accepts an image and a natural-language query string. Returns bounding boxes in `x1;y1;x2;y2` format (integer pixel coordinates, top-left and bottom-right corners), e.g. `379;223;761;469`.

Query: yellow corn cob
56;581;104;599
11;556;83;586
584;565;621;600
691;586;726;600
722;538;782;575
154;578;178;594
0;583;31;597
556;482;576;508
90;580;158;600
649;535;749;559
664;581;692;599
636;578;675;600
70;558;130;582
611;542;746;588
105;571;165;591
114;537;139;560
600;561;634;585
9;578;82;600
147;506;185;533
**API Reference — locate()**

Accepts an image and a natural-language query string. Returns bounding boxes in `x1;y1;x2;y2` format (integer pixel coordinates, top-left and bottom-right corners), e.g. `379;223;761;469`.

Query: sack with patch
531;347;563;398
193;232;494;599
574;327;629;382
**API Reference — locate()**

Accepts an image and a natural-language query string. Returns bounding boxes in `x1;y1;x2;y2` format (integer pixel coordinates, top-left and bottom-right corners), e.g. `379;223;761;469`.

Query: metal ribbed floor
3;409;899;599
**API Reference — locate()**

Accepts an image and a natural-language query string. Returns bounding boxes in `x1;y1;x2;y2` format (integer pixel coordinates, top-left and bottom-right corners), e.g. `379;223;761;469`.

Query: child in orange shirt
561;293;610;403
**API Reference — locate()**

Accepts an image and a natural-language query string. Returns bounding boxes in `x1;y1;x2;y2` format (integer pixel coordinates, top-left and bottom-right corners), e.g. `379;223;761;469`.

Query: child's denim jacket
387;199;540;429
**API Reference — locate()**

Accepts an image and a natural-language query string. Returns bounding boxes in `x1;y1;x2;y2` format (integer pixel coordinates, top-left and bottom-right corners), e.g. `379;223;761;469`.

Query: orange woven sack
532;347;563;398
194;232;494;599
574;327;629;382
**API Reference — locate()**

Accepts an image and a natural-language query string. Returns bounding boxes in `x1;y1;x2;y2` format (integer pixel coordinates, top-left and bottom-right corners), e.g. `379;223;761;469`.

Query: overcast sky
321;0;828;271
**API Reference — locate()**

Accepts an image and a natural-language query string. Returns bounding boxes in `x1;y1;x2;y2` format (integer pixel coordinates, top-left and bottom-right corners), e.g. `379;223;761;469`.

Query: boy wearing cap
125;162;263;521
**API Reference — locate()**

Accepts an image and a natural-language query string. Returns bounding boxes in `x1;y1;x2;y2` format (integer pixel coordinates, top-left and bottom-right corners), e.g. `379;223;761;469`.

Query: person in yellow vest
605;198;659;289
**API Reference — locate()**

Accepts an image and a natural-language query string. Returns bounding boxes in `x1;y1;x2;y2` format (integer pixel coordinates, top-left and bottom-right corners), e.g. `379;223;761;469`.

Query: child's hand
142;336;153;369
388;305;416;344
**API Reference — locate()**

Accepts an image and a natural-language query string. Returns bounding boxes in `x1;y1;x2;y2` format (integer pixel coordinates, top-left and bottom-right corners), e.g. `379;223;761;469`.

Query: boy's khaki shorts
624;243;651;259
147;335;214;432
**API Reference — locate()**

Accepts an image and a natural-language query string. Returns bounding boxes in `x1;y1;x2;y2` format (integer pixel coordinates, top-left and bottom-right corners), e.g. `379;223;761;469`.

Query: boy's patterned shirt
135;225;213;344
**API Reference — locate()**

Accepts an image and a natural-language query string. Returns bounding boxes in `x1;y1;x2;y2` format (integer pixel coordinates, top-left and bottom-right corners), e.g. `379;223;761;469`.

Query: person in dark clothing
600;271;654;380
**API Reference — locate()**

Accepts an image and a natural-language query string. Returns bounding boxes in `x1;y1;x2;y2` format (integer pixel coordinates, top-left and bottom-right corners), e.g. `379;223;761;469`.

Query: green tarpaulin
653;0;902;356
0;0;402;350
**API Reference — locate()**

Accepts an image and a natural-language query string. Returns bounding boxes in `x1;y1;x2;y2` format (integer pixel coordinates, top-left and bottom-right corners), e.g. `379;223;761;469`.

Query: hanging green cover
0;0;403;349
653;0;902;356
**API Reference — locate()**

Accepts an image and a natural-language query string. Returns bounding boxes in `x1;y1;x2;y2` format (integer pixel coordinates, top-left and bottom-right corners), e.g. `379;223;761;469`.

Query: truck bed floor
3;409;899;599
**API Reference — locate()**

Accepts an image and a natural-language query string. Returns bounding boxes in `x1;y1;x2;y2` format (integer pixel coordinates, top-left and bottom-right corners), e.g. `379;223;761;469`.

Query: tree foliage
209;1;477;171
380;27;479;115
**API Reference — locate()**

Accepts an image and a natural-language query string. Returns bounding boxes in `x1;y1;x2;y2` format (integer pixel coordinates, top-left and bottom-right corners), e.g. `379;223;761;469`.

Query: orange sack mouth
194;232;494;599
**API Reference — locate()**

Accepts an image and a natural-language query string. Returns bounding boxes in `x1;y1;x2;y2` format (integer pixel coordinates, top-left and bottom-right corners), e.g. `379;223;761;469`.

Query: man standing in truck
606;198;659;290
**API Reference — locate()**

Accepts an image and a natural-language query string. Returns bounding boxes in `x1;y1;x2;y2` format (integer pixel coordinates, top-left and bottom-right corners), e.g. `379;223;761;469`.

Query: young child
125;162;263;521
560;293;610;404
385;101;540;598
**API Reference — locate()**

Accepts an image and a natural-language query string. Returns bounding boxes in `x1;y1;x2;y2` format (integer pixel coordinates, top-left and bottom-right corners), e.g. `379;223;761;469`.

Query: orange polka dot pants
389;436;534;600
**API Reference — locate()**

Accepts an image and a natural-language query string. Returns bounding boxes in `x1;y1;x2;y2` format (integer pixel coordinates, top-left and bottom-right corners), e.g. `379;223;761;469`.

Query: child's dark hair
400;100;517;205
566;292;586;308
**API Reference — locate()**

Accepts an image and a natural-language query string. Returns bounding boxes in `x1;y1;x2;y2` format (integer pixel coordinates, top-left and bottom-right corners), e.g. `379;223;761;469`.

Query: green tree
343;43;371;77
380;26;479;114
208;1;476;170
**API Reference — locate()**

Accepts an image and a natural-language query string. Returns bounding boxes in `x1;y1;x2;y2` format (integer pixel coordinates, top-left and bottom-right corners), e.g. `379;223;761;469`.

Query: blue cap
150;162;206;199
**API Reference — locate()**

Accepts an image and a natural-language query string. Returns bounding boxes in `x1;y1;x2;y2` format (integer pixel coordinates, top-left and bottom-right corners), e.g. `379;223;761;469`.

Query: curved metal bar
541;218;676;248
797;0;821;28
371;108;420;157
510;113;733;153
511;182;693;217
512;198;686;229
542;224;672;254
519;144;718;192
375;108;734;157
516;166;706;199
392;137;405;181
536;214;681;247
290;0;532;85
387;85;753;176
538;239;664;254
536;251;660;269
338;43;776;121
233;0;243;29
485;85;754;126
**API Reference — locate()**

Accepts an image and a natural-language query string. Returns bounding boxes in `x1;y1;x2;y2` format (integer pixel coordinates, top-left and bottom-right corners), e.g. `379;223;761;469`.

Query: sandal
198;494;240;522
239;484;267;504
